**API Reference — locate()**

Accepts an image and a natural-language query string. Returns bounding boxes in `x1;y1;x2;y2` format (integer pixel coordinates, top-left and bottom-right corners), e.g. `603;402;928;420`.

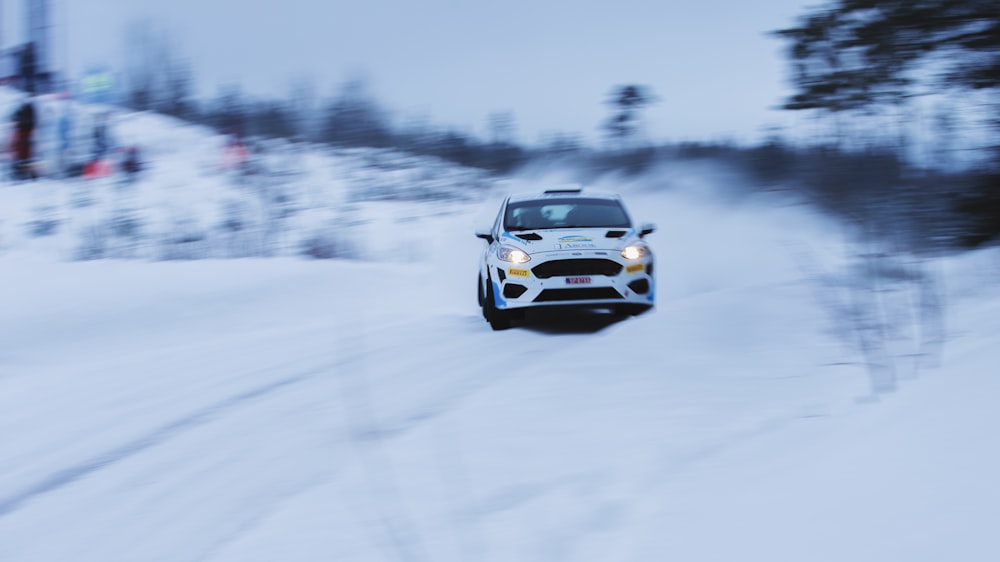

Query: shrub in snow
217;198;265;258
27;216;61;237
338;151;491;203
109;209;143;239
219;198;251;234
26;205;61;237
268;186;298;219
106;208;146;259
74;222;107;260
299;217;358;260
159;216;209;260
300;223;344;259
72;208;147;260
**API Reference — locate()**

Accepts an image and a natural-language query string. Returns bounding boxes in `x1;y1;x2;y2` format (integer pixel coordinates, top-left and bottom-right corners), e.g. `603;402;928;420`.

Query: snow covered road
1;116;997;559
0;180;906;561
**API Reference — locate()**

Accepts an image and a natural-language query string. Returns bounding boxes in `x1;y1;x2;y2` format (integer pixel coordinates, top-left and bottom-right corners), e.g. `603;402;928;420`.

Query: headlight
621;244;649;260
497;245;531;263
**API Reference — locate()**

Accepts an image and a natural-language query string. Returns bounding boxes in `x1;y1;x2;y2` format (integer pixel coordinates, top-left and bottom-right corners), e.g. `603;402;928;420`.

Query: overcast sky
6;0;818;144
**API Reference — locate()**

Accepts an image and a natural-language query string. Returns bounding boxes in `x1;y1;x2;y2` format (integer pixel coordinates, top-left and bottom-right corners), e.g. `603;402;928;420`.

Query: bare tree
603;85;657;149
322;78;392;148
122;20;194;118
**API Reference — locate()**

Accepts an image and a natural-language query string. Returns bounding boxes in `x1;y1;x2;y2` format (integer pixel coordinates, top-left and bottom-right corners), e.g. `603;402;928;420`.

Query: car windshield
504;198;631;230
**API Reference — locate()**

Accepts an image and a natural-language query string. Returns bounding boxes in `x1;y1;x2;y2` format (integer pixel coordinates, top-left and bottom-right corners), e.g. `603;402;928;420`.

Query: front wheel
477;274;486;317
484;280;512;330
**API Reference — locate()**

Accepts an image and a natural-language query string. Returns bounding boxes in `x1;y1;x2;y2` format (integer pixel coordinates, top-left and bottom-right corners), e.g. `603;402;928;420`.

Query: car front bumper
489;251;654;310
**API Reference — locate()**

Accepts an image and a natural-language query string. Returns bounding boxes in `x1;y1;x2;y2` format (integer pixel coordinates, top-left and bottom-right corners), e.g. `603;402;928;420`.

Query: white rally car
476;187;655;330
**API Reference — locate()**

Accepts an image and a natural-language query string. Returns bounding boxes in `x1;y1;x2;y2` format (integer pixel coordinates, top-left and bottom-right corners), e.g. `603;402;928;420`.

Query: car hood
500;228;640;254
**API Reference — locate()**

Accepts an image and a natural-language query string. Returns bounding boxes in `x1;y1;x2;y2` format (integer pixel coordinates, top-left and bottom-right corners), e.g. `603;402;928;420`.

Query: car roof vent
605;230;628;238
543;184;583;195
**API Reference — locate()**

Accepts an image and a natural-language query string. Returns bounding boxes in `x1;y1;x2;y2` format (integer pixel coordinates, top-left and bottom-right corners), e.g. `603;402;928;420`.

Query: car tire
485;279;512;330
478;274;488;319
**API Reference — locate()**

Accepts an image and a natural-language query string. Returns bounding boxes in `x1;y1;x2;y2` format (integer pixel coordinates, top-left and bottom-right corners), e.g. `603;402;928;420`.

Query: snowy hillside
0;89;492;264
1;96;998;561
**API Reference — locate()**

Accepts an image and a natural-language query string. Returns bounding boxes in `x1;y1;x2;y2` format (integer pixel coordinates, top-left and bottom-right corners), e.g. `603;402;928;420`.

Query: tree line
119;22;527;174
117;5;999;248
774;0;999;246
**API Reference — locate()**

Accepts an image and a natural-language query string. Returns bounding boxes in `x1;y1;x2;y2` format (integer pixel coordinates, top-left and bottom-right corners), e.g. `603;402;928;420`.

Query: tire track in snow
0;359;351;519
0;311;613;539
322;313;627;562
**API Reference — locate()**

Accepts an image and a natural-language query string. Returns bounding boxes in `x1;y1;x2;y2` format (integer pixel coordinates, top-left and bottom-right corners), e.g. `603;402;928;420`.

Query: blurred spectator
92;112;112;161
83;112;115;179
57;103;73;177
10;99;37;180
221;133;249;173
119;145;144;184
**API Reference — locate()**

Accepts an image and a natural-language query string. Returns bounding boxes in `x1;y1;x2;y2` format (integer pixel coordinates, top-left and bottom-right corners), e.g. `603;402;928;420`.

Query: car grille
534;288;623;302
531;259;623;279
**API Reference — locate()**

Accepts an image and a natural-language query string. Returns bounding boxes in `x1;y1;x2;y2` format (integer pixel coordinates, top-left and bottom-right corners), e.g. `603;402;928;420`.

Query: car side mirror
475;227;494;243
639;222;656;237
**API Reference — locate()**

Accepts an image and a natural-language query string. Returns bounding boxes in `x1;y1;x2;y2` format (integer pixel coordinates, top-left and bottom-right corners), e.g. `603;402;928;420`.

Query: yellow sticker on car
626;263;645;274
508;268;530;278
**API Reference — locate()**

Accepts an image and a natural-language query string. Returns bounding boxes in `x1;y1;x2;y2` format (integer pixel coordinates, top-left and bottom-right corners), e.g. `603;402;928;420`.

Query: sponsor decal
508;268;529;278
626;263;645;274
556;235;597;249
